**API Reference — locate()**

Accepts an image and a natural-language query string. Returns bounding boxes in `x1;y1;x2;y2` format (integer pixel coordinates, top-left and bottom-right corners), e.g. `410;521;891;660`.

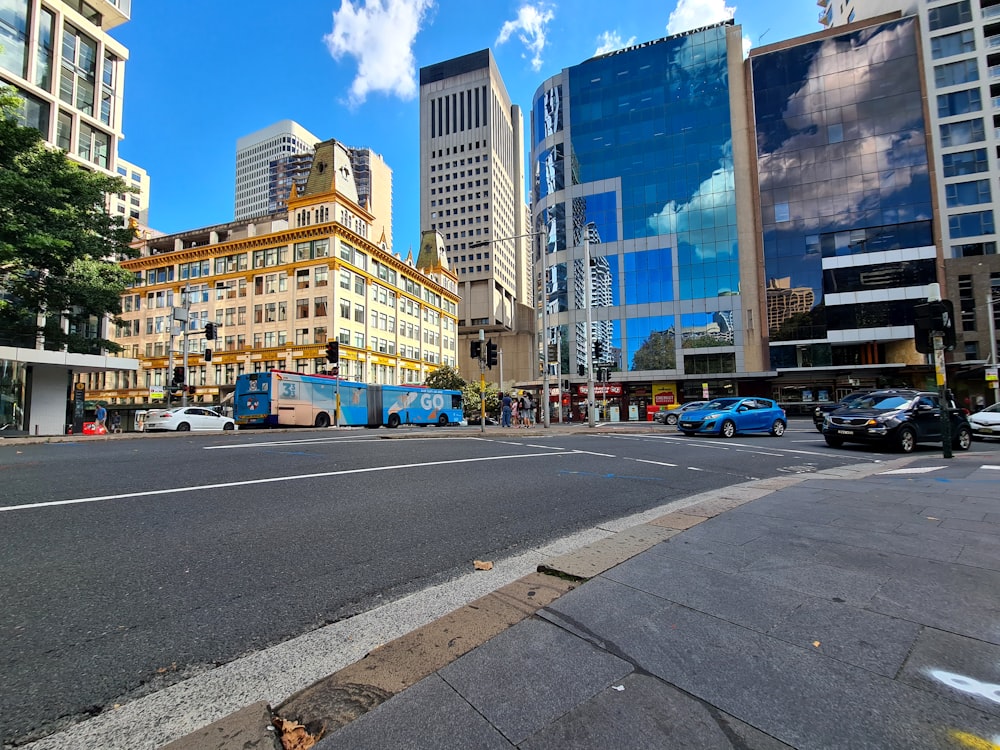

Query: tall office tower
235;120;319;221
419;50;533;385
530;22;767;419
348;146;394;255
820;0;1000;402
751;16;938;403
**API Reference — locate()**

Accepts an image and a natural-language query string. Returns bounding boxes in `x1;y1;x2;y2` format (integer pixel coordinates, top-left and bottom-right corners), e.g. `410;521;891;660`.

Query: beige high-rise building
419;49;535;386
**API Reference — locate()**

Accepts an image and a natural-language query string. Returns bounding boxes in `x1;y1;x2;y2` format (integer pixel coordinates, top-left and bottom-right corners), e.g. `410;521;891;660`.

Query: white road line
205;436;462;450
573;450;617;457
736;449;784;457
688;466;705;471
879;466;942;475
0;451;573;513
633;458;678;467
982;465;1000;470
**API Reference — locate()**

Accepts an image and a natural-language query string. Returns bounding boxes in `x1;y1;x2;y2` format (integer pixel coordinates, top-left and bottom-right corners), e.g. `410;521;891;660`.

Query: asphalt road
1;421;997;747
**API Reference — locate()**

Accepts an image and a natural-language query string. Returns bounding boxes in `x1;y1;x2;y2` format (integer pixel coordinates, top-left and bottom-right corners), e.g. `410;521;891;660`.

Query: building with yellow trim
81;139;458;408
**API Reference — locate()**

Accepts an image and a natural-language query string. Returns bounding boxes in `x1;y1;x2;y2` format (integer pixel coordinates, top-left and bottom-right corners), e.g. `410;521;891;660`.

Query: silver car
653;401;707;425
969;402;1000;440
145;407;236;432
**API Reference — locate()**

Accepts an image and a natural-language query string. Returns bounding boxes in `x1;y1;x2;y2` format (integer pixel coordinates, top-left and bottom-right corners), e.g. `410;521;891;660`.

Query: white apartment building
112;156;148;225
419;49;536;385
1;0;139;435
235;119;320;221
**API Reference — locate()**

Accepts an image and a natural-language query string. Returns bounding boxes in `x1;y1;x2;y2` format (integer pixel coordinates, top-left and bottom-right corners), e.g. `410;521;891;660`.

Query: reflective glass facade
532;23;744;377
752;18;936;355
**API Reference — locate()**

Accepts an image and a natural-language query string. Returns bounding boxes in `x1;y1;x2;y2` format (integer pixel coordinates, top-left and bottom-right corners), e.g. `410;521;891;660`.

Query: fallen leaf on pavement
474;560;494;571
813;641;821;648
273;716;323;750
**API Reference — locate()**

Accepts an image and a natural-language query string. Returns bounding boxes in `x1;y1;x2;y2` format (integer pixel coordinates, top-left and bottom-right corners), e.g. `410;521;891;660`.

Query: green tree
423;364;465;392
0;87;136;352
631;330;677;370
462;380;500;418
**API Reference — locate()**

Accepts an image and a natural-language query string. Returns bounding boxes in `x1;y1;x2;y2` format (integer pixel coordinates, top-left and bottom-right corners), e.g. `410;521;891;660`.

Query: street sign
987;367;998;383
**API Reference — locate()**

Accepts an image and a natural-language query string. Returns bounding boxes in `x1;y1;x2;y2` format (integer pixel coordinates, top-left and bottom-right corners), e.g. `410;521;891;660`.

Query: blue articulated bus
233;371;464;428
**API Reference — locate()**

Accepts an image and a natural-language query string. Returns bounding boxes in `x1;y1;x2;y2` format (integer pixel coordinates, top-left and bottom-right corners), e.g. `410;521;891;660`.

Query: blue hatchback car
677;397;787;438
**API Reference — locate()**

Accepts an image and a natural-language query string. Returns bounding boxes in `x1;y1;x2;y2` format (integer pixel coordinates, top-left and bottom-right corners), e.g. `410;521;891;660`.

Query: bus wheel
387;413;401;428
438;413;449;426
315;412;331;428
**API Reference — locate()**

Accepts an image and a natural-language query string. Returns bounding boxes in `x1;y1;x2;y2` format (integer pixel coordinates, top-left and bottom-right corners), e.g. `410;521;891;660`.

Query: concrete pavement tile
939;518;1000;535
538;524;680;580
867;562;1000;645
647;511;708;530
682;491;769;517
437;617;633;745
541;578;1000;750
519;672;794;750
647;534;759;574
923;506;991;522
159;701;280;750
897;628;1000;718
766;598;920;677
604;553;805;633
956;544;1000;571
313;674;513;750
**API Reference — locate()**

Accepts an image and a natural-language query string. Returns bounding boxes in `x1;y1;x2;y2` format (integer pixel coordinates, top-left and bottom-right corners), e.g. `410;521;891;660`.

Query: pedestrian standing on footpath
522;394;534;428
511;396;519;427
501;392;513;427
95;403;107;433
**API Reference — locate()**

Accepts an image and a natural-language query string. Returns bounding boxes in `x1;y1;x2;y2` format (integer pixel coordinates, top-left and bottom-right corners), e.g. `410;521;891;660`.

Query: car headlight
706;413;723;420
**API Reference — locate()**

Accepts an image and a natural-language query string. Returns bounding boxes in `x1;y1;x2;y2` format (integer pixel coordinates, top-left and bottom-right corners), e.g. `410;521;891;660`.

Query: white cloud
666;0;735;36
496;3;555;72
742;33;752;58
595;30;637;56
323;0;434;107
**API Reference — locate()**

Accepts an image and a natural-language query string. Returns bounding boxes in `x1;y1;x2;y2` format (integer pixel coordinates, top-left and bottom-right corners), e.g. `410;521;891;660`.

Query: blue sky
111;0;820;255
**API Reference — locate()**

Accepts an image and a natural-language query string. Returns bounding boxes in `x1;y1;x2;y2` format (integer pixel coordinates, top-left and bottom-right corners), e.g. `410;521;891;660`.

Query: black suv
811;390;877;432
822;389;972;453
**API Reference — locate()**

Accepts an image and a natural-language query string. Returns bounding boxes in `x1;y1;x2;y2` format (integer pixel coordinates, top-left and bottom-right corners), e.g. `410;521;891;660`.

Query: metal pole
182;284;191;407
934;333;952;459
335;360;340;427
988;289;999;405
479;329;486;433
541;234;550;428
556;336;563;424
585;234;595;427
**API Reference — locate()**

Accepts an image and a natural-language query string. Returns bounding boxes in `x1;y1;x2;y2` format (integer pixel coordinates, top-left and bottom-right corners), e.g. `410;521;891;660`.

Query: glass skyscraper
531;22;767;417
751;17;938;402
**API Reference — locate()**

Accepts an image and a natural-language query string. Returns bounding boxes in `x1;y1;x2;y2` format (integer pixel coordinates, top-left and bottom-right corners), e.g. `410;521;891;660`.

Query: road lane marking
0;451;573;513
633;458;678;467
205;436;463;449
573;450;617;457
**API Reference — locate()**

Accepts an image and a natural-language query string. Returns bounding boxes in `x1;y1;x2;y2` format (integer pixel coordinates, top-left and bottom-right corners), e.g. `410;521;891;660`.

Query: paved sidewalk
167;452;1000;749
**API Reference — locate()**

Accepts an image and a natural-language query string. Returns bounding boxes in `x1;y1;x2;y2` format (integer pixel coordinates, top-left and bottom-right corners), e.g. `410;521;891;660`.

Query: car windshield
841;393;870;406
980;403;1000;414
857;395;911;410
703;399;740;410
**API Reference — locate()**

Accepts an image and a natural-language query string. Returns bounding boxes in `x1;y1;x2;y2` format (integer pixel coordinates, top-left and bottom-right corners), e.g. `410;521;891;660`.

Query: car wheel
176;422;191;432
720;420;736;438
666;413;678;425
954;425;972;451
438;413;449;426
315;412;331;428
770;419;786;437
894;427;916;453
824;435;843;448
387;413;401;428
223;422;234;431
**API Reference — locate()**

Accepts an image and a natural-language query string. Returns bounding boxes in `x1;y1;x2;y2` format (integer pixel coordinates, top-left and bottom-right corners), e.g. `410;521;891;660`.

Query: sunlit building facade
88;140;458;409
530;22;768;418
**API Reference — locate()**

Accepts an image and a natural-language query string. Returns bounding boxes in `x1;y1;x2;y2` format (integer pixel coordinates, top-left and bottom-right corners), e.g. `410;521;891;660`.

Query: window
354;303;365;323
60;25;97;117
296;299;309;319
940;118;984;147
934;59;979;87
949;210;995;238
928;0;971;31
314;297;328;317
296;269;309;289
942;148;988;177
946;179;991;207
931;29;975;59
937;88;981;118
314;266;328;286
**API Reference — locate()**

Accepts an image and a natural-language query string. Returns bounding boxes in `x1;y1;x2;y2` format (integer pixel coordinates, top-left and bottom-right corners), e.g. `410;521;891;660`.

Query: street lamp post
584;234;595;427
988;285;999;405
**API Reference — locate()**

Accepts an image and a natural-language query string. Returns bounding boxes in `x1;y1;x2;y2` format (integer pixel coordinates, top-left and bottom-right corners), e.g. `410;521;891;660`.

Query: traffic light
578;364;586;376
486;340;498;368
172;366;185;385
325;340;340;363
913;300;956;353
471;340;482;359
562;379;570;391
547;344;558;361
204;322;216;341
593;341;603;360
204;347;213;362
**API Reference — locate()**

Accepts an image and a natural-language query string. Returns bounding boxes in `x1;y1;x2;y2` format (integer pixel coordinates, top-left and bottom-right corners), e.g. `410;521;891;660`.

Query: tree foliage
423;364;465;392
0;87;137;352
462;380;501;417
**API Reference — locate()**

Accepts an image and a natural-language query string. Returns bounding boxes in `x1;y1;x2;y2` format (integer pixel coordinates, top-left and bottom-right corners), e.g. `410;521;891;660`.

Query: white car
145;407;236;432
968;403;1000;439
